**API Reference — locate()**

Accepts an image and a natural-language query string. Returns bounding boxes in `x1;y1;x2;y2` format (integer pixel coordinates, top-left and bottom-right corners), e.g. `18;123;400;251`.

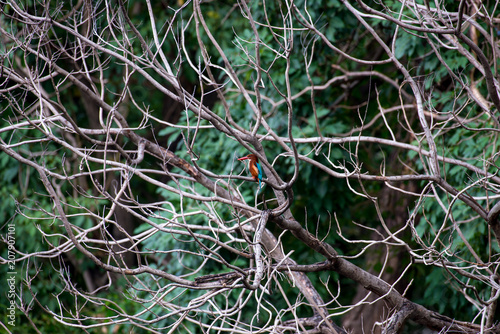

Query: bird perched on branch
238;154;263;191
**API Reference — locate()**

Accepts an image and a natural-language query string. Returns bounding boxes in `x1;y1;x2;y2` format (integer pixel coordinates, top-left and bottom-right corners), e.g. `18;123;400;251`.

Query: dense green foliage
2;0;500;332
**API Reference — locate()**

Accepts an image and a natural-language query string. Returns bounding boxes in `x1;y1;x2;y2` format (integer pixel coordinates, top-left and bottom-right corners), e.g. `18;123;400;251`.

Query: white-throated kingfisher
238;154;263;190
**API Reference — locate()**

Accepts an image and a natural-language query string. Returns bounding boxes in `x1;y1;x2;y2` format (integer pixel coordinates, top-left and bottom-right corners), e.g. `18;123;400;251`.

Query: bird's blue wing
256;162;263;191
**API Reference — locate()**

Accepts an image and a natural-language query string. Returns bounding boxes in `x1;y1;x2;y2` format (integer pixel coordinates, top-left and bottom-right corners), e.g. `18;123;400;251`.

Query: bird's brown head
237;154;258;162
